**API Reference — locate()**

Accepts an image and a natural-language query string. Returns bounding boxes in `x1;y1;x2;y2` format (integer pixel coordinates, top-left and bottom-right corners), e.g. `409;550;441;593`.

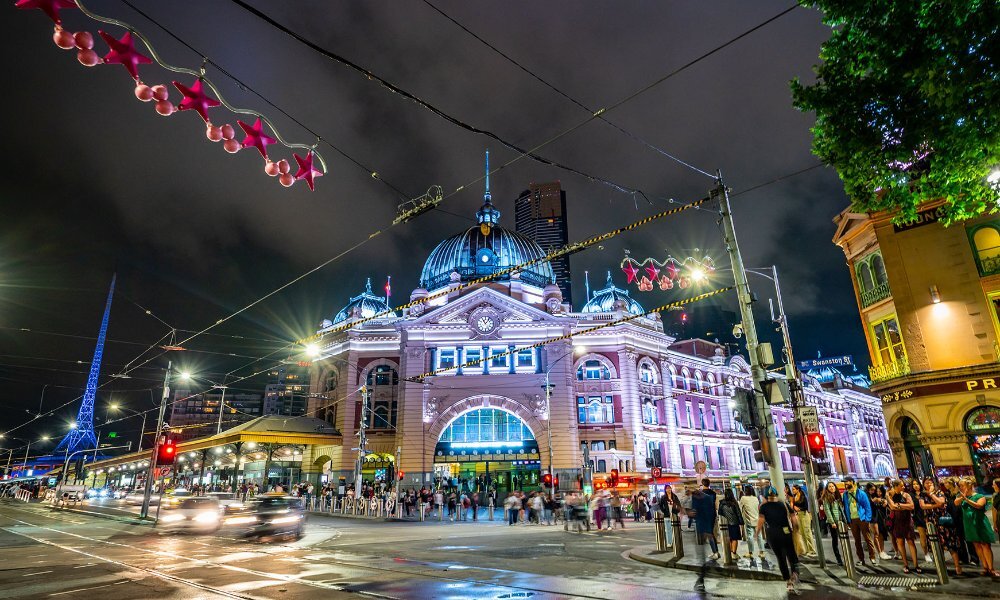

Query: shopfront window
871;315;906;365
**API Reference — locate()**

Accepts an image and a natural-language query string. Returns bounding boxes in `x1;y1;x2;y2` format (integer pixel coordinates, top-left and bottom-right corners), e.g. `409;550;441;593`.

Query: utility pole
215;383;228;434
354;385;369;491
771;266;826;568
542;375;555;494
713;177;787;501
140;359;171;519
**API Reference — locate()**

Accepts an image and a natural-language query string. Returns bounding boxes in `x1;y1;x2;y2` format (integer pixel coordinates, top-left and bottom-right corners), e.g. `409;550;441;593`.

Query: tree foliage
791;0;999;223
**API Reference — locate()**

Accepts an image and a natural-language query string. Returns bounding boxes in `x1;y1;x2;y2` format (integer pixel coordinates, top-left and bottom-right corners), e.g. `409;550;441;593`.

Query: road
0;500;979;599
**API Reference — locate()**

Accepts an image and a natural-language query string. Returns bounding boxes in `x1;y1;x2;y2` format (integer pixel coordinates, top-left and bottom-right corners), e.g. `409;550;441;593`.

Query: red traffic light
398;471;405;481
806;432;826;459
157;439;176;465
610;468;620;485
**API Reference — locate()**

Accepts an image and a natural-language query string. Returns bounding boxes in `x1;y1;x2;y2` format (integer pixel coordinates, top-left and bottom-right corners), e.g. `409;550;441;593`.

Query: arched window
638;362;658;384
871;254;888;286
694;371;705;392
973;226;1000;275
706;373;717;396
597;459;607;472
577;359;611;380
365;364;399;429
670;366;681;389
642;399;658;425
681;368;692;391
857;262;874;294
438;408;535;444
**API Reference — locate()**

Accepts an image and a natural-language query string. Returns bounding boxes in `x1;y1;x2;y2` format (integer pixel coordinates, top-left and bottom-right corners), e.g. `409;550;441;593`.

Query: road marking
23;570;53;576
49;581;125;596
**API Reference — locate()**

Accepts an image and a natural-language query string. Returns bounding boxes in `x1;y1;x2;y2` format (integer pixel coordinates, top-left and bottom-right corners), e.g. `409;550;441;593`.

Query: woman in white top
739;484;764;558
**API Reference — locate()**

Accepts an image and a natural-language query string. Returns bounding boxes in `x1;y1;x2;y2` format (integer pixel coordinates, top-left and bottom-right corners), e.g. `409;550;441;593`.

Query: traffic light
398;471;405;481
814;461;833;477
730;388;762;430
806;432;827;460
542;473;553;487
157;437;176;465
749;428;772;465
610;469;619;486
784;423;806;461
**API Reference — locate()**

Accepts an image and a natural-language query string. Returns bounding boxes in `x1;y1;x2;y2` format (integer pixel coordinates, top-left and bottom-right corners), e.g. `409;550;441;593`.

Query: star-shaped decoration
622;261;639;284
99;30;151;81
644;263;660;282
172;79;221;122
293;151;323;191
15;0;76;24
238;118;277;159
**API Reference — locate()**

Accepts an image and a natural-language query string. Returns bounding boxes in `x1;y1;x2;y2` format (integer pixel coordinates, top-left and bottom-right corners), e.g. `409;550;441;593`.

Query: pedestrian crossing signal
157;438;176;465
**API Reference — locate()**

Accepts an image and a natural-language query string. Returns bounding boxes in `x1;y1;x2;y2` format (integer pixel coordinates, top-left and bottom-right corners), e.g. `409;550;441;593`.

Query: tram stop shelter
84;415;341;491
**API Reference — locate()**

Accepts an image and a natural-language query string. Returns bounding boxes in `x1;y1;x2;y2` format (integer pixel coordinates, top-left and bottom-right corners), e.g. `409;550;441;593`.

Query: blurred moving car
125;492;159;505
160;488;194;509
157;496;221;533
228;495;305;541
205;491;247;515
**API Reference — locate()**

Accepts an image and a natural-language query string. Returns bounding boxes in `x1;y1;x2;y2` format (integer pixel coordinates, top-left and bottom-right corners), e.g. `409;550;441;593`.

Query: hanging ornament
173;78;221;122
205;124;223;142
223;138;240;153
276;159;290;175
638;276;654;292
622;260;639;284
264;161;279;177
644;263;660;282
220;123;235;140
293;151;322;191
53;27;75;50
279;173;294;187
658;276;674;291
99;30;151;81
151;84;169;101
73;31;93;50
154;99;174;116
237;118;276;159
77;47;100;67
15;0;77;24
134;83;153;102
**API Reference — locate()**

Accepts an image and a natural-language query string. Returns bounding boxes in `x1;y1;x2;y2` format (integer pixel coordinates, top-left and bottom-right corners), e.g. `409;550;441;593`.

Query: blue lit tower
55;275;115;454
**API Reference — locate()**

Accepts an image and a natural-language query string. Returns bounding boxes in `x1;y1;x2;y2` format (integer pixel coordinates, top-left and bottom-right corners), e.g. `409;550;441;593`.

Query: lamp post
108;403;149;452
541;345;580;494
141;361;184;520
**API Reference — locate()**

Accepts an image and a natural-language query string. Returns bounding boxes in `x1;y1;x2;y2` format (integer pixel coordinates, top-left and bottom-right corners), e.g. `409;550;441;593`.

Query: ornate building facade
303;162;893;491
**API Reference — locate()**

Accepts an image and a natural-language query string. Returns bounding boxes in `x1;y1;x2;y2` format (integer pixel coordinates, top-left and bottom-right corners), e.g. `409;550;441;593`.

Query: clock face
476;316;495;333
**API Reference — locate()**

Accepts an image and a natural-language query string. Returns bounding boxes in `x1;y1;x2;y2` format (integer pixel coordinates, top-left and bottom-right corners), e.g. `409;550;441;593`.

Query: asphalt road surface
0;500;980;599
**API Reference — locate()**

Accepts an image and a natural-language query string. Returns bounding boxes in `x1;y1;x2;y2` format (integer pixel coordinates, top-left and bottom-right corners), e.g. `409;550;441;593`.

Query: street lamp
107;403;150;452
541;345;584;494
12;435;52;477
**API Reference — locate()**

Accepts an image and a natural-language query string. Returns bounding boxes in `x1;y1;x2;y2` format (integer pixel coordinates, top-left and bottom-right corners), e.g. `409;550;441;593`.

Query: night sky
0;1;869;454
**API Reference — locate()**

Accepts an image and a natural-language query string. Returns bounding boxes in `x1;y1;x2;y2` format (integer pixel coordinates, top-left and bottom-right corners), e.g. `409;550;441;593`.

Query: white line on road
49;581;125;596
22;570;53;576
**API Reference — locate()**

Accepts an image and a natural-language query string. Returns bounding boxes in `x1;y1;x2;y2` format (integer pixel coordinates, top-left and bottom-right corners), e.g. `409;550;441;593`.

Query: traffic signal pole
140;359;171;520
713;179;787;502
771;267;826;568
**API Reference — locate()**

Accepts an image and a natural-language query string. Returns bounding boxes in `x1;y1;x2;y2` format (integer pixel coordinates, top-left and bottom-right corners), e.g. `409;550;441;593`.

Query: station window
438;348;456;371
577;359;610;380
464;347;482;370
516;348;535;369
591;441;606;451
490;347;509;369
597;459;607;472
577;396;614;423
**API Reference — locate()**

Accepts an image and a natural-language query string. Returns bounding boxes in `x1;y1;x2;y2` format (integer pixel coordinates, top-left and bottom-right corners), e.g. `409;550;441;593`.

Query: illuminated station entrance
434;408;542;496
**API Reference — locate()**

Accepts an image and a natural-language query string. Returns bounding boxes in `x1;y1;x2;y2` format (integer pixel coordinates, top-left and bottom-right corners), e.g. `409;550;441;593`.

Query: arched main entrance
965;405;1000;482
900;417;933;479
434;407;541;496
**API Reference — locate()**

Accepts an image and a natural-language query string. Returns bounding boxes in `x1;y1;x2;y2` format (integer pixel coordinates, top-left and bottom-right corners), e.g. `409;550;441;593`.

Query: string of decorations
620;252;717;292
404;286;734;382
297;194;713;345
16;0;327;190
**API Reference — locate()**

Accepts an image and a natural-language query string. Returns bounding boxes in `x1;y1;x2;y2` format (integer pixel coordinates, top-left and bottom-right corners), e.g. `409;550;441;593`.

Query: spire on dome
476;149;500;232
365;277;373;294
606;270;613;286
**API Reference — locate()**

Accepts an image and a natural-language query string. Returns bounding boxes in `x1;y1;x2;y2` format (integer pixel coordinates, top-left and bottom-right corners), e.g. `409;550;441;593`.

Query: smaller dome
581;272;645;315
332;278;398;324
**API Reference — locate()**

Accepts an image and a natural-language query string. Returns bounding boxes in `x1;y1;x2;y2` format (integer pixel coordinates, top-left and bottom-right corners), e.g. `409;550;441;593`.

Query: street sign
797;355;853;370
651;467;662;478
107;432;117;438
799;406;819;433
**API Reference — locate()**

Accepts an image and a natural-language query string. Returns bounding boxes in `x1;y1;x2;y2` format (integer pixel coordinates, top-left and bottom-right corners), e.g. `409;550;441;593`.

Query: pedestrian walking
610;492;626;529
790;484;816;558
718;488;744;558
820;482;844;566
887;478;921;574
659;484;682;548
920;477;962;575
910;478;933;565
955;476;997;577
868;484;892;560
756;486;800;595
842;476;878;566
738;484;764;559
504;492;519;526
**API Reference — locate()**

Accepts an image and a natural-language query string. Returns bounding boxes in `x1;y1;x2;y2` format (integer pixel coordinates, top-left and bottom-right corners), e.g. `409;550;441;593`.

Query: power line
419;0;714;179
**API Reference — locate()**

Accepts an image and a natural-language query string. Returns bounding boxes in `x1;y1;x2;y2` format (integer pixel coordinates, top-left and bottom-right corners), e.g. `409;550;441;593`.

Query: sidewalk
628;524;1000;596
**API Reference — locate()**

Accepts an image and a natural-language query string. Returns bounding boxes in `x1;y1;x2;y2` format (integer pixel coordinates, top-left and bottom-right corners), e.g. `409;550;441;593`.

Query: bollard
719;515;734;566
838;519;857;581
488;500;494;521
654;514;668;552
419;502;426;521
439;504;444;521
926;520;949;585
671;516;684;559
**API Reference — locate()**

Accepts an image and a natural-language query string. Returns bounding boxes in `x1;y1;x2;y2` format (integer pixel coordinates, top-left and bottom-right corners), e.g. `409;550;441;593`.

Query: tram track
1;503;613;600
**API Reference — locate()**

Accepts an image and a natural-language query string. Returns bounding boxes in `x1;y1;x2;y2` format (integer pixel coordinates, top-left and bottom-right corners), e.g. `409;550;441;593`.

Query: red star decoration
15;0;76;24
238;118;276;159
293;151;323;191
99;30;151;81
644;263;660;282
622;261;639;284
172;79;221;122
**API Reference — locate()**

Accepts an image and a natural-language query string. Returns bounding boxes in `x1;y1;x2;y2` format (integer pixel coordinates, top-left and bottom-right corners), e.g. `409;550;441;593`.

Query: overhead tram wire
419;0;714;180
227;0;648;201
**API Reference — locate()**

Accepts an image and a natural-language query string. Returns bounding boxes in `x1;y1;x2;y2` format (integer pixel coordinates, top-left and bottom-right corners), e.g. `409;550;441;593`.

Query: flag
384;275;391;301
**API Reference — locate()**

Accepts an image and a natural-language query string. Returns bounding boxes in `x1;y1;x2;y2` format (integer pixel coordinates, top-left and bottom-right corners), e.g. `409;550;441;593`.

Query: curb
627;546;783;581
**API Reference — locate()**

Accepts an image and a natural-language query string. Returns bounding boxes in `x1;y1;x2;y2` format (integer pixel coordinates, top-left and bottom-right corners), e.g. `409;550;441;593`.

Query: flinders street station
303;171;896;494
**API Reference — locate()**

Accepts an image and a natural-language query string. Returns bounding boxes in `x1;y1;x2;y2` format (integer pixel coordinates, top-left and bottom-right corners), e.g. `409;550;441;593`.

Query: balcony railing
978;250;1000;277
860;281;891;308
869;359;910;383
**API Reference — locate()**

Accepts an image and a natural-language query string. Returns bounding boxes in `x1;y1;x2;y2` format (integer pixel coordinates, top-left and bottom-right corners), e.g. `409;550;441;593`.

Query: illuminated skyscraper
515;182;572;305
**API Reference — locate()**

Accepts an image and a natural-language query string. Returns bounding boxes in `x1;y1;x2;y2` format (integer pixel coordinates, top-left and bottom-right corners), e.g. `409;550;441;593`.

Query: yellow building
833;200;1000;482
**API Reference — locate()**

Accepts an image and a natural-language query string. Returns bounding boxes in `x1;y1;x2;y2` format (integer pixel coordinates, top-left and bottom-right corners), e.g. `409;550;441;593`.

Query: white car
157;496;222;533
205;492;247;515
124;492;160;505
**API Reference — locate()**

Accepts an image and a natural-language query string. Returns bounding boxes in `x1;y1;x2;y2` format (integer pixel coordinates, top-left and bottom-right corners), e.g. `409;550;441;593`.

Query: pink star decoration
172;79;221;123
238;118;277;159
644;263;660;282
99;30;151;81
15;0;76;24
293;151;323;191
622;261;639;284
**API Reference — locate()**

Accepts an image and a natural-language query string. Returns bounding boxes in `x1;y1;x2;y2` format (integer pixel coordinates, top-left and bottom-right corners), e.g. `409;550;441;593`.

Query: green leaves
792;0;1000;223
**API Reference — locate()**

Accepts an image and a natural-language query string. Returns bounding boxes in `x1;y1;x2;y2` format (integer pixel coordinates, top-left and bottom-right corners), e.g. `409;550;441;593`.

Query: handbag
937;513;954;527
